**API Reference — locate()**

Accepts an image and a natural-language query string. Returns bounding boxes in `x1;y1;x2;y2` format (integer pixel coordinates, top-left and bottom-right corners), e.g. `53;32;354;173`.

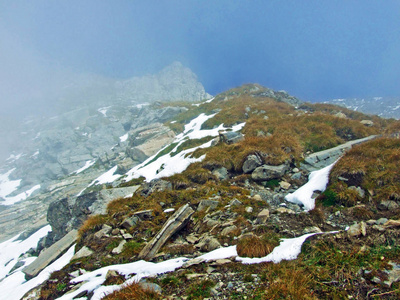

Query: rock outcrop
138;204;194;261
22;230;78;279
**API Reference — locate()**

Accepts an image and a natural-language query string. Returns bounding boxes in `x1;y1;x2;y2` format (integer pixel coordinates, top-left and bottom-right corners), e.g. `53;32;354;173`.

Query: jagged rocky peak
115;61;212;103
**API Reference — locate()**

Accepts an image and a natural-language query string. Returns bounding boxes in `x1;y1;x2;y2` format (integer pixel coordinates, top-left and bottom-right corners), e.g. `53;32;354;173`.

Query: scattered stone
242;154;263;174
186;234;199;244
133;210;153;218
255;209;270;224
186;273;206;280
197;200;220;212
182;258;206;268
212;167;229;181
138;204;194;260
219;131;244;144
279;181;291;190
111;229;120;235
292;168;299;173
348;186;365;198
378;200;399;211
207;266;216;274
196;235;222;252
275;207;295;214
372;225;386;232
140;179;172;197
69;270;81;278
230;199;242;206
376;218;389;225
360;120;374;126
221;225;238;236
122;233;133;240
384;219;400;228
71;246;94;261
94;224;113;239
366;219;376;225
384;262;400;287
106;270;120;281
139;281;162;294
112;240;127;254
347;222;367;237
120;216;139;230
291;172;302;180
335;112;347;118
245;207;253;213
213;259;232;265
251;164;289;181
252;194;262;201
303;226;322;234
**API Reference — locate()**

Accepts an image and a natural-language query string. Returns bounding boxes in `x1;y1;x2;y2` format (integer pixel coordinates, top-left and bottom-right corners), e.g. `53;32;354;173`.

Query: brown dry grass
237;232;280;258
77;215;108;242
103;281;160;300
329;137;400;206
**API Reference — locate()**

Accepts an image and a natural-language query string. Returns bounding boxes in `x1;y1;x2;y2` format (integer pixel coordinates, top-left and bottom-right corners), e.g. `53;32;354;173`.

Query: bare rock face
242;154;263;174
138;204;194;261
251;164;289;181
47;186;140;244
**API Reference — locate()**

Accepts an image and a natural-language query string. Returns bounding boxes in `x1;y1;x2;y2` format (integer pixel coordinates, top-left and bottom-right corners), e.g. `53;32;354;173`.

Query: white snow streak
56;233;319;300
125;113;245;182
285;162;336;211
74;160;96;174
119;133;128;142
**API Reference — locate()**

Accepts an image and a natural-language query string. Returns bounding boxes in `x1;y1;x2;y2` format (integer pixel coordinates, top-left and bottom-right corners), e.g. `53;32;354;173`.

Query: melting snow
0;169;21;198
0;225;51;282
89;166;121;186
55;233;319;300
192;97;215;107
2;185;41;206
0;244;74;300
6;153;23;162
74;160;96;174
98;106;111;117
285;162;336;211
119;133;128;142
125;113;245;182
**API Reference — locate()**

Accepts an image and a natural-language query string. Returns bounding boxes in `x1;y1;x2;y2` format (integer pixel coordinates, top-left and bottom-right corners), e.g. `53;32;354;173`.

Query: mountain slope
1;84;400;299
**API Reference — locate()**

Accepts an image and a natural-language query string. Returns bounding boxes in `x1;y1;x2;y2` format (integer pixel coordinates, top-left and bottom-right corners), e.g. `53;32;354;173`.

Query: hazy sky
1;0;400;108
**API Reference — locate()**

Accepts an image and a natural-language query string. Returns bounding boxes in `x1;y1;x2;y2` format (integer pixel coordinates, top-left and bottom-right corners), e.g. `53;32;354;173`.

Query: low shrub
237;232;280;258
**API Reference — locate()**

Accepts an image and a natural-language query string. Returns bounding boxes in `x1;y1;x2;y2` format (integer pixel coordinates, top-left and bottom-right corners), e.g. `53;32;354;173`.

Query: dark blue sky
1;0;400;105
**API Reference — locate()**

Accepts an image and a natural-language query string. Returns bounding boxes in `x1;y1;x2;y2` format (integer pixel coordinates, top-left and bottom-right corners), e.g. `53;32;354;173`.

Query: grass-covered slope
37;84;400;299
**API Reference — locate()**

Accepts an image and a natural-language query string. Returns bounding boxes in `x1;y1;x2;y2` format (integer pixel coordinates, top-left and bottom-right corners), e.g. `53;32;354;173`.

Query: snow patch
125;113;245;182
192;97;215;107
0;169;21;198
1;185;41;206
285;162;336;211
74;160;96;174
6;153;23;162
0;225;51;282
98;106;111;117
119;133;128;142
89;166;121;186
56;233;318;300
0;243;74;300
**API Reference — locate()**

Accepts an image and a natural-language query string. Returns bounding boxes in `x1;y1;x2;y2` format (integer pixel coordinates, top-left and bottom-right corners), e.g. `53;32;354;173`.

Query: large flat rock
23;229;78;279
301;135;377;171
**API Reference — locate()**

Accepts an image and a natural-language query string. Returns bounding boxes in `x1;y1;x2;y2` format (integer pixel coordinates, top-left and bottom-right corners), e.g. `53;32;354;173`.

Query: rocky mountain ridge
324;97;400;120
